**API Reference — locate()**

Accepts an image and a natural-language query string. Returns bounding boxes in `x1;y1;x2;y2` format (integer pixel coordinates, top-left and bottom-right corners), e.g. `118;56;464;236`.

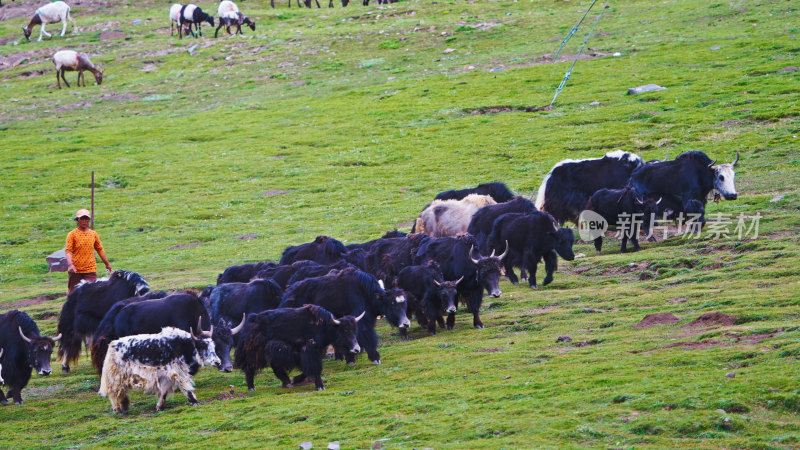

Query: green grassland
1;0;799;447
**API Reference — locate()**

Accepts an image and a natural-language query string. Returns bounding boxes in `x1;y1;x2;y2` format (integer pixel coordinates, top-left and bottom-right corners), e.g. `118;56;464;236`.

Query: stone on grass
726;372;735;378
300;442;312;450
327;442;340;450
628;84;666;95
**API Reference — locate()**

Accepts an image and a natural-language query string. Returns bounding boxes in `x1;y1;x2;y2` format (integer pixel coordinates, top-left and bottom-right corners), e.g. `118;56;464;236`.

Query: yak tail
91;335;112;374
90;301;126;374
235;321;268;373
56;291;82;367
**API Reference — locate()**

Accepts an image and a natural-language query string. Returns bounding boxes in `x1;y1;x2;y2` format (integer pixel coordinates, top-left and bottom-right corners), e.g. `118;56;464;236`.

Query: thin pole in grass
548;0;611;108
91;171;94;230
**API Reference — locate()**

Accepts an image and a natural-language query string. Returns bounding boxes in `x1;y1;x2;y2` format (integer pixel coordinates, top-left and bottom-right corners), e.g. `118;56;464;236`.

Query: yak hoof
248;387;256;392
61;365;70;374
0;400;8;406
510;280;519;286
543;277;553;286
316;386;325;391
372;360;381;365
15;401;23;406
530;284;538;289
281;383;294;388
326;352;335;359
347;361;356;366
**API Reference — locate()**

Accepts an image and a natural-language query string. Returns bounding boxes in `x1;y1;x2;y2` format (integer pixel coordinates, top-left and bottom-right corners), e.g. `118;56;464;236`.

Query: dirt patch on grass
467;105;552;115
473;346;506;353
681;312;736;328
633;312;681;329
168;242;202;250
17;69;47;79
52;101;94;112
661;340;724;350
0;49;52;71
238;234;259;240
98;92;140;102
1;293;64;311
82;21;121;33
98;30;126;41
260;190;292;196
205;390;249;402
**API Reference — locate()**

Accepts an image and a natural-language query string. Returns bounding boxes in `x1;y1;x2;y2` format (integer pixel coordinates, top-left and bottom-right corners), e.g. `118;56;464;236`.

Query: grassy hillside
1;0;799;447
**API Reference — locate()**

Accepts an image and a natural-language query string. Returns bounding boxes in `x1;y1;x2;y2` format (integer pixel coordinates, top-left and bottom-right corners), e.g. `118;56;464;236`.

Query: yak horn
732;151;740;166
51;333;62;342
332;317;341;325
663;152;669;161
708;158;717;168
636;196;644;205
469;246;480;265
355;311;366;322
378;279;385;290
433;279;441;286
18;326;32;343
656;197;663;205
0;348;3;359
497;241;509;261
190;327;200;340
455;276;465;284
231;313;246;336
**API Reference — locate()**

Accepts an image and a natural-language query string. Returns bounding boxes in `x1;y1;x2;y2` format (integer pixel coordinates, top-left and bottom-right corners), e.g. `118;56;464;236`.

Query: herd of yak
0;149;741;412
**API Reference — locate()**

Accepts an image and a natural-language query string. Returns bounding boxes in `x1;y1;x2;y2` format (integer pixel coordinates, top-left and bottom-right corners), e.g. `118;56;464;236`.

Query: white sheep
22;1;78;42
52;50;103;89
169;3;192;37
215;1;255;38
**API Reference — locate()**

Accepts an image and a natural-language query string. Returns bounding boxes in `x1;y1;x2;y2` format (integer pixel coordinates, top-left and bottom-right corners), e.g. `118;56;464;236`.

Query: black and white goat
178;3;214;39
22;1;78;42
169;3;193;37
215;1;255;37
52;50;102;89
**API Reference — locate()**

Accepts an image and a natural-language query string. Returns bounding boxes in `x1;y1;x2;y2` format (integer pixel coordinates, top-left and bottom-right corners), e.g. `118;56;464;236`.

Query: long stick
91;171;95;230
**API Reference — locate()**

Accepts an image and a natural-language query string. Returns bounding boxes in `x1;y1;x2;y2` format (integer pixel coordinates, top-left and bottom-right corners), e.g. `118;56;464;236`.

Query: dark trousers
68;272;97;294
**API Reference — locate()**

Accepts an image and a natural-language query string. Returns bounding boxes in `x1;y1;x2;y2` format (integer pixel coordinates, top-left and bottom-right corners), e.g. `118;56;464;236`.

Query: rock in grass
300;442;312;450
770;195;785;202
628;84;666;95
556;336;572;343
726;372;735;378
328;442;340;450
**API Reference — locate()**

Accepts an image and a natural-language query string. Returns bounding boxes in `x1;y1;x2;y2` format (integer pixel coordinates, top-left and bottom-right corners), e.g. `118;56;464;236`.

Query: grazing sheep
52;50;102;89
215;1;255;37
178;3;214;39
169;3;193;37
22;1;78;42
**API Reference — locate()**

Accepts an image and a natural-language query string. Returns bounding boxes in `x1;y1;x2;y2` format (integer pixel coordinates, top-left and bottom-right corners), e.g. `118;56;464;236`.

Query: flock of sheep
16;0;259;89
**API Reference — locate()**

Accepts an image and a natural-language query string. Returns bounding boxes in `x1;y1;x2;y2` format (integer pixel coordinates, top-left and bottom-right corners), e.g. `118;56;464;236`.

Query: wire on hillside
549;0;610;108
552;0;601;62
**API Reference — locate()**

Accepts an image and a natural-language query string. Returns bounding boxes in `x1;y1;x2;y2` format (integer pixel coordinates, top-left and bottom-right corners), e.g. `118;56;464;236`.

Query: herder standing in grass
65;209;112;293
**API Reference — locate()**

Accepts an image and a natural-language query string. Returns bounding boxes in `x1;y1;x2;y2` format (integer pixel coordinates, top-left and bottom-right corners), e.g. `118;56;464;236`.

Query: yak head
19;327;60;376
190;320;221;369
469;244;506;298
553;226;576;261
212;314;246;372
433;276;462;314
332;311;365;355
709;152;739;200
635;195;662;236
377;280;411;330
